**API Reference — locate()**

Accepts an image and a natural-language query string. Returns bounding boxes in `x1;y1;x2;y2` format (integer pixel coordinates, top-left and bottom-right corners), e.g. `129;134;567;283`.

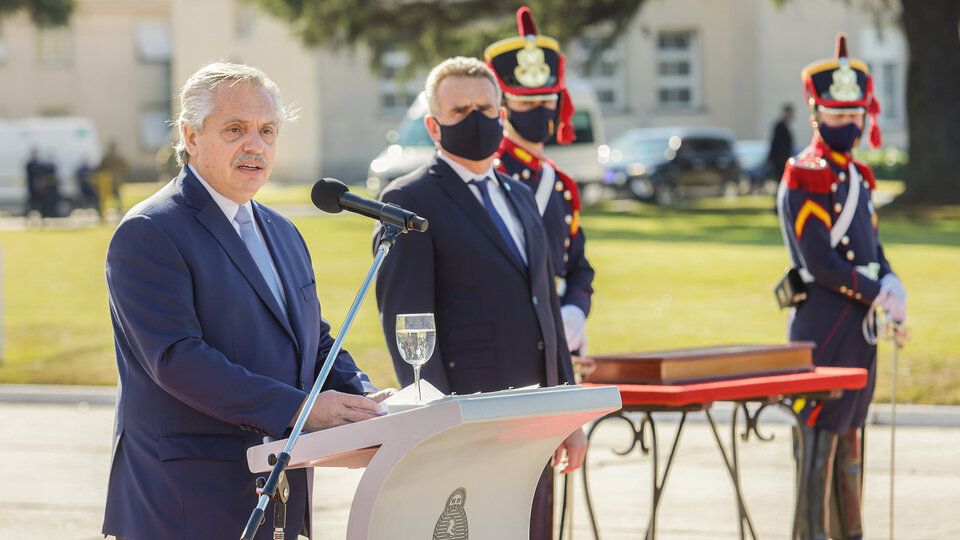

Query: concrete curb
0;384;116;406
2;383;959;427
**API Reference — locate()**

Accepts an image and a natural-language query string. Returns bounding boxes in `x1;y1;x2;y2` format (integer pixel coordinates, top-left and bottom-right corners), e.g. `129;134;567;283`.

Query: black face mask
818;122;862;153
508;105;557;143
437;109;503;161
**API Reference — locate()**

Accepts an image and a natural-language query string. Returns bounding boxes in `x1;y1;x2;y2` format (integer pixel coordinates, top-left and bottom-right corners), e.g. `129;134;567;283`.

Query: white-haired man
102;62;392;540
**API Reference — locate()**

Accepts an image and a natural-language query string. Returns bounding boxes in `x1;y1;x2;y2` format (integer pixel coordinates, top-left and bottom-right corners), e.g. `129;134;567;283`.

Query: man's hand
295;390;386;432
561;305;587;354
552;428;588;474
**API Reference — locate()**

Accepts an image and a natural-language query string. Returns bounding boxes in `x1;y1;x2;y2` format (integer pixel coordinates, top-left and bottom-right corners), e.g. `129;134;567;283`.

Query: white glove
875;274;907;323
561;305;588;354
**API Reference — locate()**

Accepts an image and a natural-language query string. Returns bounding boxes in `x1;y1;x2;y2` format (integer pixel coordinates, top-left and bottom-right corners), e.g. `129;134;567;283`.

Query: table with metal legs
560;367;867;540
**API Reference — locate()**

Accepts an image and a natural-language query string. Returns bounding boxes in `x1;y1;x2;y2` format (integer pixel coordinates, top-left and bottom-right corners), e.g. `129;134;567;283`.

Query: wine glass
395;313;437;403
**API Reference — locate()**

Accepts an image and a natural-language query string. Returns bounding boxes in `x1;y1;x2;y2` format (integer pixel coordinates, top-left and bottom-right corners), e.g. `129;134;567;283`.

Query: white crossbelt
535;162;555;217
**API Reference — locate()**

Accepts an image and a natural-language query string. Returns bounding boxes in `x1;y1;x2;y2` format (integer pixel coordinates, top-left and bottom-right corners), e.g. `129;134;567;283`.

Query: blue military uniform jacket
777;135;895;433
494;136;594;316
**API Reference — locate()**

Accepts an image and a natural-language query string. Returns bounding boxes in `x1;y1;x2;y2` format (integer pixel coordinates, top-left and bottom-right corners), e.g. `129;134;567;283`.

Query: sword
885;317;910;540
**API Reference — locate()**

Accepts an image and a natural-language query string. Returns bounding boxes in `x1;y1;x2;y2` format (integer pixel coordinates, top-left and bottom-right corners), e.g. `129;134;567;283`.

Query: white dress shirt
437;151;527;265
188;164;287;305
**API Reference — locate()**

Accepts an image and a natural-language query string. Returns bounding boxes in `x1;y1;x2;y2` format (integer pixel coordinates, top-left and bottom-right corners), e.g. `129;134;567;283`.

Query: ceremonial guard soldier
485;6;595;357
777;34;906;540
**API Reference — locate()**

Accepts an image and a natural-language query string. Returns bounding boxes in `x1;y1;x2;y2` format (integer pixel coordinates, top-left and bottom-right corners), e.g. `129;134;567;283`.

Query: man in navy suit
374;56;586;540
102;62;391;540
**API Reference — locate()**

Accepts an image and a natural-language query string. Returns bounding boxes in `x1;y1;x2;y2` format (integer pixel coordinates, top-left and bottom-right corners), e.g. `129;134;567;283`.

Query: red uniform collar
811;133;852;169
498;135;546;171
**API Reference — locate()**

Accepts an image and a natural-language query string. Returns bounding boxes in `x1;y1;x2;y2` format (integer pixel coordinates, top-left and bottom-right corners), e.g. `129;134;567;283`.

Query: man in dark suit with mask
374;56;586;540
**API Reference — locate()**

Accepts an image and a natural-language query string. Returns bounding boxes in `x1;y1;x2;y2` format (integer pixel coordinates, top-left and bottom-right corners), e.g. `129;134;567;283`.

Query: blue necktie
235;206;287;318
468;177;526;268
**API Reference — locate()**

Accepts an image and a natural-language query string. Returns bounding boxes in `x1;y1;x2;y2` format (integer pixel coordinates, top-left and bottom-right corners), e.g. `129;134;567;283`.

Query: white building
1;0;907;183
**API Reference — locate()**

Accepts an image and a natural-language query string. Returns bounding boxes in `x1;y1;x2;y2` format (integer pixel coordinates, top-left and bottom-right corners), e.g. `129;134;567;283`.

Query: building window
656;30;700;110
235;3;256;38
139;106;170;151
572;30;625;112
379;50;422;115
881;62;898;119
136;21;172;63
37;26;72;65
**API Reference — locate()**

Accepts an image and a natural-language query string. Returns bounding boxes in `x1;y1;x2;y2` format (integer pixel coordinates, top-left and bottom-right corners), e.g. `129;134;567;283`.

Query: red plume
517;6;537;36
866;77;882;148
555;56;576;144
835;33;848;59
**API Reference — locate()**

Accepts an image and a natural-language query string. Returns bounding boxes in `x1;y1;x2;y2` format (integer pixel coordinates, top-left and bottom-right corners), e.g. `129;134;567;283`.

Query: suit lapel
182;170;298;346
431;159;527;276
500;174;545;281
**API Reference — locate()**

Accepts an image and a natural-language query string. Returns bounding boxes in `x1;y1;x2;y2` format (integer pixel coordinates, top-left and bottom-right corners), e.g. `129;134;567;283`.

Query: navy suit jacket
102;168;376;540
374;157;574;395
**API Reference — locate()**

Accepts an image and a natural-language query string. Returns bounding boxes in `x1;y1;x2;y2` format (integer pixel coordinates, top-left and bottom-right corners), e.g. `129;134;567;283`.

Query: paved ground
2;397;959;539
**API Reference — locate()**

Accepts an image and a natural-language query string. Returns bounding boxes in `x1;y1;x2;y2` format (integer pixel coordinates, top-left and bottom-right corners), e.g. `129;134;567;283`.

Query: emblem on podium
433;487;469;539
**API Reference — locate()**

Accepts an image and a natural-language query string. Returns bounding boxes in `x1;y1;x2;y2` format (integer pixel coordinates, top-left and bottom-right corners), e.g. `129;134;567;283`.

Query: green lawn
1;187;957;405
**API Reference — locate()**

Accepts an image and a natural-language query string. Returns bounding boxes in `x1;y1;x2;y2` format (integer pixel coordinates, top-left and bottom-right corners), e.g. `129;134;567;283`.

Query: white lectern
247;384;621;539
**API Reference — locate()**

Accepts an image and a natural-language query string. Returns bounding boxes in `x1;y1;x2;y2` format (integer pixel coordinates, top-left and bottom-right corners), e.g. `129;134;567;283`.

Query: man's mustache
232;153;269;168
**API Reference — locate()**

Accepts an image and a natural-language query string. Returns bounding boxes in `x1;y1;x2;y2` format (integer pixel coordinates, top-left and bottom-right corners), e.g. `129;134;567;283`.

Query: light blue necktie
235;206;287;318
468;177;526;268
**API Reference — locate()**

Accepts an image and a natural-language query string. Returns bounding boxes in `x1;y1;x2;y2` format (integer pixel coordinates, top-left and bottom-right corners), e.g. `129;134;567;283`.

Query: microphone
311;178;428;232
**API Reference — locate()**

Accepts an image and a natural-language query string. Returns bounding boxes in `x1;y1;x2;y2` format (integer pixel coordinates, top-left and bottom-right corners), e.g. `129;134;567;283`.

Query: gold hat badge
828;58;863;101
514;36;550;88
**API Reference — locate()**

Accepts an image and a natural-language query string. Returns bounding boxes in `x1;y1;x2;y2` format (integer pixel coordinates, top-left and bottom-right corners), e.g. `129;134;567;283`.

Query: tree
0;0;74;26
253;0;960;204
251;0;645;71
898;0;960;204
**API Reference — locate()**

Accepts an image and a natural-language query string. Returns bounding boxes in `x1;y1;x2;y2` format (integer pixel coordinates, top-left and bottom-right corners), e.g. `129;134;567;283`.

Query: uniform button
555;181;564;191
299;380;305;390
493;158;501;167
563;254;569;262
564;214;573;224
846;250;855;261
448;362;456;368
839;172;847;181
834;203;842;213
564;190;573;201
513;173;520;180
522;169;531;179
839;286;848;294
831;183;838;193
564;238;570;248
537;340;545;350
847;290;855;297
532;295;538;305
841;235;850;246
855;292;862;300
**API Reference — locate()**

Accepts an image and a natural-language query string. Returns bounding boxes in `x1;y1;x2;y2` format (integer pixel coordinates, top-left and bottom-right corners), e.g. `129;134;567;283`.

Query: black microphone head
311;178;349;213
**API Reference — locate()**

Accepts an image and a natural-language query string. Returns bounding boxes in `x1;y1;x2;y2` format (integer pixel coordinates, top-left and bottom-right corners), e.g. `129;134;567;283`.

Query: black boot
830;428;864;539
794;424;837;540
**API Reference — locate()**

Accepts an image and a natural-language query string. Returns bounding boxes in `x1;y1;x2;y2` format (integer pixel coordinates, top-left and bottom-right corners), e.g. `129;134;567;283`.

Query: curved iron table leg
644;411;687;540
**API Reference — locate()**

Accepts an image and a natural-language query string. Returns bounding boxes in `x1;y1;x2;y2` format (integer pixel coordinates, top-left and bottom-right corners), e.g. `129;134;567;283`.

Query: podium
247;384;621;539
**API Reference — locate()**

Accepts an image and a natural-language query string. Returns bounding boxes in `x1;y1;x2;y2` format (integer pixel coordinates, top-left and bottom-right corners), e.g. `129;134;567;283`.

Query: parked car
599;126;742;205
367;80;605;193
734;139;779;195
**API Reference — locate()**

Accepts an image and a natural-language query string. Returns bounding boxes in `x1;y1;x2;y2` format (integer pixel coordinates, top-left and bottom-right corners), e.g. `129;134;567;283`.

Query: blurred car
367;81;605;194
734;139;779;195
598;126;742;205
